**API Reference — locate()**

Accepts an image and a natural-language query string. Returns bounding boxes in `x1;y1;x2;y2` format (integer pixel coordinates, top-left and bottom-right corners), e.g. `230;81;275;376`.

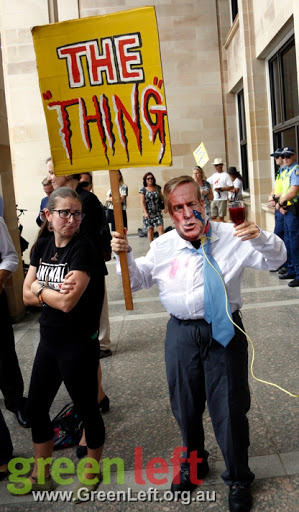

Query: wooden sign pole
109;169;133;311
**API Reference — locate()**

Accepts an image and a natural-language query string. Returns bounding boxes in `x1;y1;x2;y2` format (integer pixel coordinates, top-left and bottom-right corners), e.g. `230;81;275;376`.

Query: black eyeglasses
282;155;292;159
52;209;84;220
147;177;154;180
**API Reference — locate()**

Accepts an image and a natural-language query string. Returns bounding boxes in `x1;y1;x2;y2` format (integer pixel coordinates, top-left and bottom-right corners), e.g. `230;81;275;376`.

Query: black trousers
0;408;13;465
165;312;255;486
0;290;24;411
27;335;105;448
110;210;127;232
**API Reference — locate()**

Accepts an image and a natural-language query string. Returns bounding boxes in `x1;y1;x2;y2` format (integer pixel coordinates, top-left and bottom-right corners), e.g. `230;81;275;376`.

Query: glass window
269;57;282;126
281;43;299;120
269;36;299;172
237;89;249;191
231;0;238;22
278;126;298;153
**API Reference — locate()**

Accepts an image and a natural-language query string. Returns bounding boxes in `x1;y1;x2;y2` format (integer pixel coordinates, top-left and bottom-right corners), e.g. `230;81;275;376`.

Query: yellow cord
201;236;299;398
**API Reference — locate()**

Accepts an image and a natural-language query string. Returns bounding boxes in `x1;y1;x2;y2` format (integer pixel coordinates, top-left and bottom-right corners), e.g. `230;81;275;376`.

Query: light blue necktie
192;224;235;347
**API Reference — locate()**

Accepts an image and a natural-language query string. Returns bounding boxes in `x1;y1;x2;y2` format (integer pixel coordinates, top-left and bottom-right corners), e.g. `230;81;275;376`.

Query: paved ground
1;234;299;511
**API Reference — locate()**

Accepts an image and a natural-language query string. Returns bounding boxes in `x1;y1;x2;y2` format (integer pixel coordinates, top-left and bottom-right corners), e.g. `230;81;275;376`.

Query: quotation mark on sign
43;90;52;100
153;77;163;89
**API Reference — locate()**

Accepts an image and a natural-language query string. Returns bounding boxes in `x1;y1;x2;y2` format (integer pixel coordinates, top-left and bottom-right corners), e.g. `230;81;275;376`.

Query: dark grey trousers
165;312;255;486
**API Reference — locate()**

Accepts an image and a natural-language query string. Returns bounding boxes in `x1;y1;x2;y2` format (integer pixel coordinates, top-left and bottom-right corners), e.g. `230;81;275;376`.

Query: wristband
35;279;48;304
37;292;44;304
35;285;44;299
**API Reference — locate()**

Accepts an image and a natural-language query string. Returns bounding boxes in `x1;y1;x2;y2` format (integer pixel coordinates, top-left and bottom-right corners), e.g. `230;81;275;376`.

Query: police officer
268;148;288;273
268;148;286;238
276;147;299;287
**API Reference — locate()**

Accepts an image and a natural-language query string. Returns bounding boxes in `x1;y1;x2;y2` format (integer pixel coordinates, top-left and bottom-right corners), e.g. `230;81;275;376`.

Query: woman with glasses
106;170;128;231
43;171;110;457
23;187;105;502
139;172;165;242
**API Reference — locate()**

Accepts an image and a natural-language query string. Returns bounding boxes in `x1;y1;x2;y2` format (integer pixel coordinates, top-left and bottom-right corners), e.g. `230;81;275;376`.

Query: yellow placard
193;142;209;168
32;7;172;175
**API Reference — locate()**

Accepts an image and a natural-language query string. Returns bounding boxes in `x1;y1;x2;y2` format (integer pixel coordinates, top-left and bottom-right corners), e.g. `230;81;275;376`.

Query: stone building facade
0;0;298;316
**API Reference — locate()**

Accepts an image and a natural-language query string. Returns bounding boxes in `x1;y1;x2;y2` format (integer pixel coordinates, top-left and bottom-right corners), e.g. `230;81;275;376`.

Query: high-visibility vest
274;167;286;195
281;163;299;203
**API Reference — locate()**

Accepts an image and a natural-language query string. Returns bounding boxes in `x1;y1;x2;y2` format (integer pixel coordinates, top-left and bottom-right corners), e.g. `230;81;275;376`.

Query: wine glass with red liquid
229;200;245;225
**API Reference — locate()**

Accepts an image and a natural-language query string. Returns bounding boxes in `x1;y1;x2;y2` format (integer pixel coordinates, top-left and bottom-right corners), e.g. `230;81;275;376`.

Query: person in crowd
267;148;288;273
268;148;285;239
228;167;244;200
106;170;128;232
111;175;286;512
0;409;13;480
47;164;110;456
0;216;30;428
276;146;299;287
36;177;53;227
98;282;112;359
23;187;105;502
79;172;93;192
192;166;213;218
207;158;233;221
46;156;54;175
79;172;112;359
139;172;165;242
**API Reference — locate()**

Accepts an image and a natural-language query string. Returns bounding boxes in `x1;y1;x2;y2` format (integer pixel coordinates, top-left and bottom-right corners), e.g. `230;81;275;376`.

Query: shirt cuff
115;247;133;272
0;261;18;273
249;227;267;248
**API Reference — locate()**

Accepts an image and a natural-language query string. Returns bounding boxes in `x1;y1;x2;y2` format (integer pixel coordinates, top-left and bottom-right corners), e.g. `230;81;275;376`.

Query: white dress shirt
117;222;286;320
0;217;18;274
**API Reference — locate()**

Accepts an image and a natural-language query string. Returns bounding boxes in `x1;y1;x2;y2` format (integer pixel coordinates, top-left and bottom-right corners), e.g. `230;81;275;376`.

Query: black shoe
14;408;31;428
229;485;252;512
99;395;110;413
288;278;299;287
171;458;209;495
8;398;31;428
99;349;112;359
171;469;197;494
76;445;88;459
279;273;296;280
278;266;288;275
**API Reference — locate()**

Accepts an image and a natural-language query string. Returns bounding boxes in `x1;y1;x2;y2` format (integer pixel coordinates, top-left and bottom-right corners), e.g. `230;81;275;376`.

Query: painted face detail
168;183;205;242
193;209;204;224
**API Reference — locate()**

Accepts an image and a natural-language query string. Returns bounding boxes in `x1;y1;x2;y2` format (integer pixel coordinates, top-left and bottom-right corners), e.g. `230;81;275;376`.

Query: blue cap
270;148;283;157
281;147;295;157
